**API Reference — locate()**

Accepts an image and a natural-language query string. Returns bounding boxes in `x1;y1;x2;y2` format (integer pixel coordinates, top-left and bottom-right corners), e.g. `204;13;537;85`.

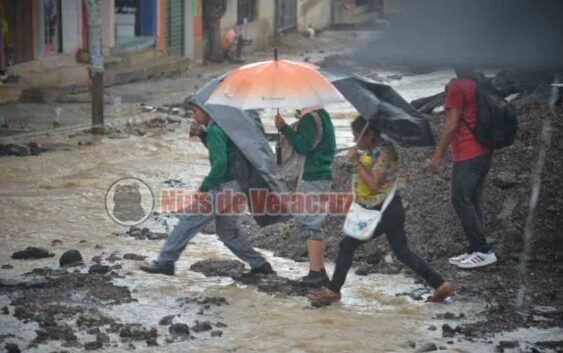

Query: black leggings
329;196;445;293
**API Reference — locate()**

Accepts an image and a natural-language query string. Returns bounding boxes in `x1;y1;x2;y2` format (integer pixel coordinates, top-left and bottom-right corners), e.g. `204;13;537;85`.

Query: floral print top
353;141;407;207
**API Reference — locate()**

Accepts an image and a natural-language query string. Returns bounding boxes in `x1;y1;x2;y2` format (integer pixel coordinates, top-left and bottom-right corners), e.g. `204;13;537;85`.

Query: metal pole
87;0;104;134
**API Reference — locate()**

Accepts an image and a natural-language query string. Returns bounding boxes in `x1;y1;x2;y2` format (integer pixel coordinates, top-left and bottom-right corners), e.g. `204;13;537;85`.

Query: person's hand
424;155;443;174
275;114;286;130
347;147;360;165
189;122;204;137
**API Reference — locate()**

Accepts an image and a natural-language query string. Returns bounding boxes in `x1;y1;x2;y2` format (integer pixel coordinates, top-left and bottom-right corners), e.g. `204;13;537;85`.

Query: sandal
308;288;341;307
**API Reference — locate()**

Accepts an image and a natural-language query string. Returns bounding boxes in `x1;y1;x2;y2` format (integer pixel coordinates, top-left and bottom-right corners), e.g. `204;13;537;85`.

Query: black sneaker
139;261;175;276
241;262;276;277
298;272;330;289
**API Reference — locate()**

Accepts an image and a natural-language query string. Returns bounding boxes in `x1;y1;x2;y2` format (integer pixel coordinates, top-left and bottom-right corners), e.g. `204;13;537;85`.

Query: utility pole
87;0;104;134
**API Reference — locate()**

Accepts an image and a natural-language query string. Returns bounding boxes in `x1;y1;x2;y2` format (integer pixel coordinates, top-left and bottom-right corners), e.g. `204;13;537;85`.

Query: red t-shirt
444;79;490;162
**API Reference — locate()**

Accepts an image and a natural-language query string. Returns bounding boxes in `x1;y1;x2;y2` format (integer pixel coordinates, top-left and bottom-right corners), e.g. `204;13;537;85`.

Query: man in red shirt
427;68;497;269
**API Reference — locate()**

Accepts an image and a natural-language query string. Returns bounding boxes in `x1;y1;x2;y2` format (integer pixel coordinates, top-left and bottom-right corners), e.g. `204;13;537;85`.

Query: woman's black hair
351;115;380;135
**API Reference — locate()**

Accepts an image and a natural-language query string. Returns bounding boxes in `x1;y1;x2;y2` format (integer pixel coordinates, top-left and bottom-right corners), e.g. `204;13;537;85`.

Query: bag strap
380;180;399;213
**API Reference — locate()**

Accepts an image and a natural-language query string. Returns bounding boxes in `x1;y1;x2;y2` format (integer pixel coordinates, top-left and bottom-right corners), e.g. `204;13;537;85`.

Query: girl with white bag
307;116;455;307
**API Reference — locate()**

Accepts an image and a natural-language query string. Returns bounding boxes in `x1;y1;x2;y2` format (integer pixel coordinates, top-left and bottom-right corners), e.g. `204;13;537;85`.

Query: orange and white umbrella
206;54;345;110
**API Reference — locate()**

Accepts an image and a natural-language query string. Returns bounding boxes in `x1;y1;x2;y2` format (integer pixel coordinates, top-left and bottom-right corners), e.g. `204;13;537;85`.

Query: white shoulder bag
343;180;398;241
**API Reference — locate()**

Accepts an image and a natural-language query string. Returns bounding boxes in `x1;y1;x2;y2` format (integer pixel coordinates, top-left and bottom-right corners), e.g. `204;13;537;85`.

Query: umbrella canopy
321;68;435;146
206;59;345;110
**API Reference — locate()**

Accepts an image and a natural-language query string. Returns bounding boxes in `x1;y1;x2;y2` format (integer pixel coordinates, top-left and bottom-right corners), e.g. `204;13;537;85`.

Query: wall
184;0;194;58
157;0;167;49
219;0;275;53
101;0;115;50
61;1;82;55
297;0;332;32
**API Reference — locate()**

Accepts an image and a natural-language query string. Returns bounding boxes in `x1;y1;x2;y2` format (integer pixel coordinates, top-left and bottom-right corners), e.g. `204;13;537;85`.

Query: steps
104;48;191;87
3;48;191;103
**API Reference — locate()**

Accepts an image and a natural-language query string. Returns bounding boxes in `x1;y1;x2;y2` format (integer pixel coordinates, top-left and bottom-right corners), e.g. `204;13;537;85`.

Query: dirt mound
242;98;563;335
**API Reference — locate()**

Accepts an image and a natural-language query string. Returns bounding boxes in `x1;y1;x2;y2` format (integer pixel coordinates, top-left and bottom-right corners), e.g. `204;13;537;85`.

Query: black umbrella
321;69;435;146
187;75;288;227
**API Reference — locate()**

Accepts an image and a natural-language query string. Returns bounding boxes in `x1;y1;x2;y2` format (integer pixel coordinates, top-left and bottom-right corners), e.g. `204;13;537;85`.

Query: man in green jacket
275;107;336;288
141;103;275;276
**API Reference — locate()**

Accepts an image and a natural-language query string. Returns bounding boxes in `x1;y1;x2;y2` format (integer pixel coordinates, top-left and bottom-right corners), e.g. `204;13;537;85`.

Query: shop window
238;0;257;24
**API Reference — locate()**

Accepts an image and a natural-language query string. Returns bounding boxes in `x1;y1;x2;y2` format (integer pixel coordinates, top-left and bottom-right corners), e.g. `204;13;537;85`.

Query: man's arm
429;108;461;173
200;125;229;192
277;115;317;154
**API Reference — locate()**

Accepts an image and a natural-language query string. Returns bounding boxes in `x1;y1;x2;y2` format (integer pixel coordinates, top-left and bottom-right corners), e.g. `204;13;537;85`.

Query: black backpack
449;79;518;150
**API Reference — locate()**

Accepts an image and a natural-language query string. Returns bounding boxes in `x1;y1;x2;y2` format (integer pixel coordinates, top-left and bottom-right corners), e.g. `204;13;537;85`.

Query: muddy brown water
0;119;485;353
2;73;560;352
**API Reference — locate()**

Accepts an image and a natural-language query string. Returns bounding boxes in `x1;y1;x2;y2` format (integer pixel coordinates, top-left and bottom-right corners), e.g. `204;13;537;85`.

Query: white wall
101;0;116;49
297;0;332;32
61;1;82;55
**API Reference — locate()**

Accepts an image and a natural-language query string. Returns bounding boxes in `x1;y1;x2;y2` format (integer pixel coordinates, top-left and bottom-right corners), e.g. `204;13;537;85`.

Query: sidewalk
0;30;370;143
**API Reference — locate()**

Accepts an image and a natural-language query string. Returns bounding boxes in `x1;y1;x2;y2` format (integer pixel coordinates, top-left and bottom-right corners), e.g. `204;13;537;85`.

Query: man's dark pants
451;153;492;254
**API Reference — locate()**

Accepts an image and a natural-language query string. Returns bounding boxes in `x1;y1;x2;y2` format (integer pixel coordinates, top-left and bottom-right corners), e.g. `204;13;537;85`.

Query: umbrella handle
276;108;282;165
355;122;370;149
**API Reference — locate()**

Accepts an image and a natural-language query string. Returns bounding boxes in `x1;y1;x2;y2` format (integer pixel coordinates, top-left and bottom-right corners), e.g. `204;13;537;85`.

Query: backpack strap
308;111;324;150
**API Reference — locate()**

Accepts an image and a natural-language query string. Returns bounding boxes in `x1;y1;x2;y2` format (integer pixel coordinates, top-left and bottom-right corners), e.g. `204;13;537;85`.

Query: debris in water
12;247;54;260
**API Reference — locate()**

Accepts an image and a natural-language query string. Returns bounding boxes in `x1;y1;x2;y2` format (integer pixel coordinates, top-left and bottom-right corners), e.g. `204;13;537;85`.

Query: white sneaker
448;253;470;265
456;252;497;269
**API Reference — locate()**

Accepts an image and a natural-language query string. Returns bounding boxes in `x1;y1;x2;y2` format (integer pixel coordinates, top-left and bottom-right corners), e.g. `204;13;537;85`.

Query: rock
415;342;438;352
87;327;101;335
191;320;212;333
120;324;146;341
5;343;21;353
159;315;175;326
91;255;102;264
210;330;223;337
169;323;190;337
189;259;245;277
492;173;519;189
2;306;9;315
0;144;30;156
215;322;228;328
147;327;157;338
428;325;437;331
497;340;519;350
355;264;378;276
88;265;110;274
146;337;158;346
166;116;182;124
76;311;114;328
79;240;87;244
59;250;83;267
442;324;458;337
2;264;13;269
84;340;102;350
51;239;63;246
123;253;146;261
12;247;54;260
96;332;110;345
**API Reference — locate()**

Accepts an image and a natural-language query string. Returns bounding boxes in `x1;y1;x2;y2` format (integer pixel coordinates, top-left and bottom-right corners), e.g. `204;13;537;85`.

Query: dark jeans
328;196;445;293
452;154;492;254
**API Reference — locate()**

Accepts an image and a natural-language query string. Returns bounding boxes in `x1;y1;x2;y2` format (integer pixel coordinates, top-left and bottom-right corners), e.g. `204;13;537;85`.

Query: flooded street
2;68;562;352
0;89;490;352
2;40;562;352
